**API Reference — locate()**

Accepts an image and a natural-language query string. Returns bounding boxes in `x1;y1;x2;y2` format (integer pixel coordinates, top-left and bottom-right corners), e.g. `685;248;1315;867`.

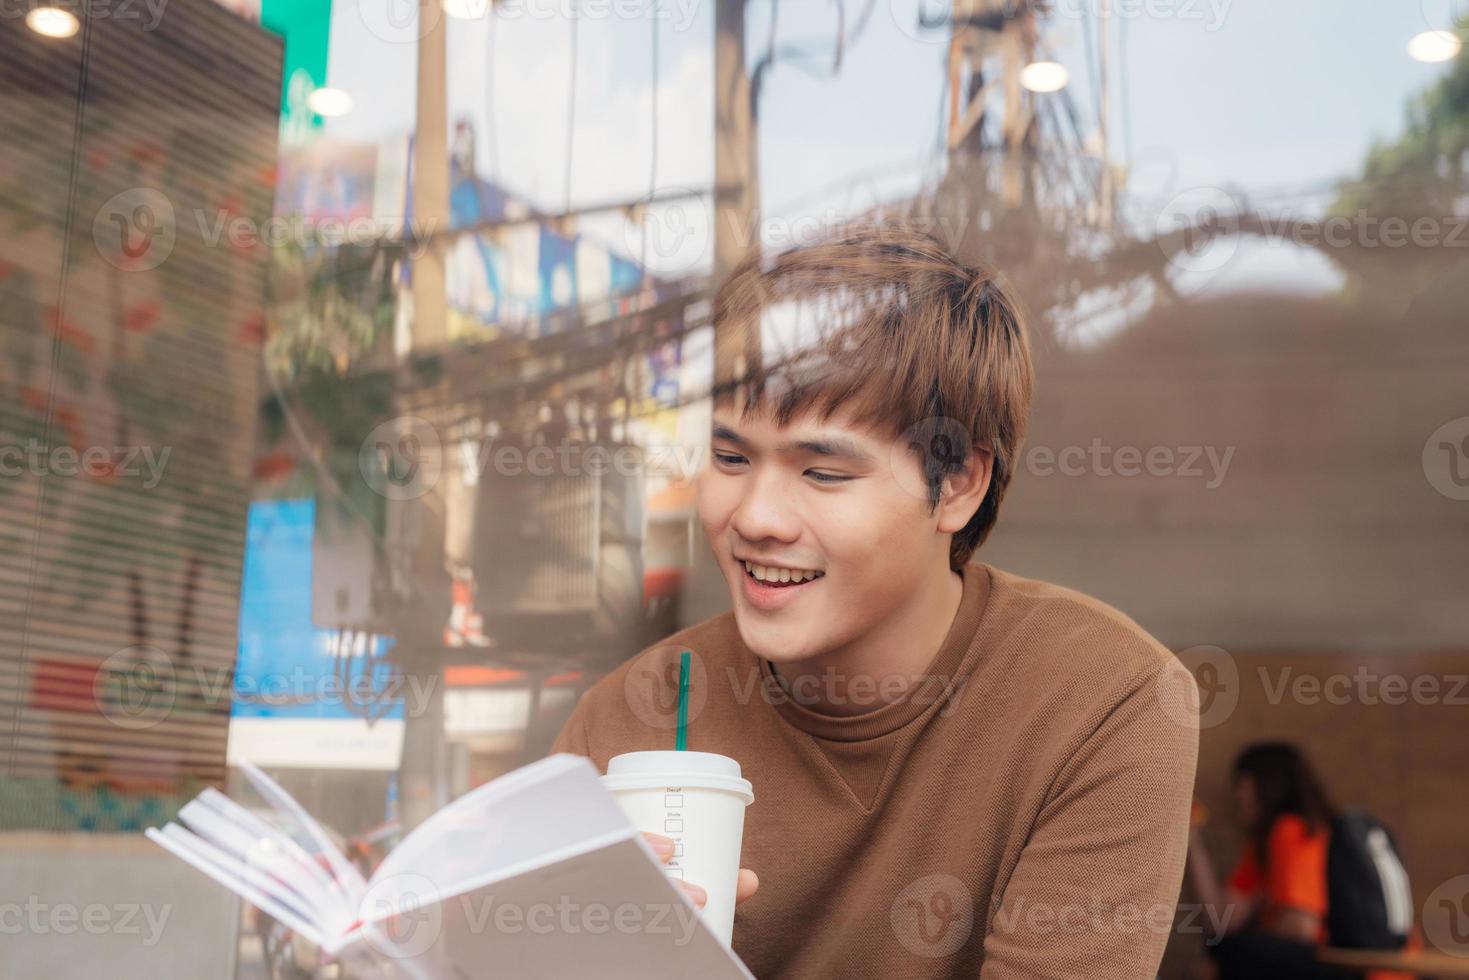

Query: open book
146;754;756;980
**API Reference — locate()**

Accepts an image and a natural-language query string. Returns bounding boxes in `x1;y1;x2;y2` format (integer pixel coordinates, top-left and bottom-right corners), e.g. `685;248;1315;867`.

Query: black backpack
1326;809;1413;949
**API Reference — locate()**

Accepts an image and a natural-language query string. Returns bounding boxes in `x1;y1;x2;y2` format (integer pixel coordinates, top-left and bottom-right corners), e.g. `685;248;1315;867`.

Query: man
552;225;1200;978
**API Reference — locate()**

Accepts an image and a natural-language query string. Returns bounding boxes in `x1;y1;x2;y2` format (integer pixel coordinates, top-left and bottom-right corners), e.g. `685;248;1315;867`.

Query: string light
1020;61;1070;93
26;6;80;38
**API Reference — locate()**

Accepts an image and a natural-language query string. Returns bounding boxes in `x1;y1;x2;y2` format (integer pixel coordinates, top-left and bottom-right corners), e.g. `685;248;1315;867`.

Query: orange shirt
1226;813;1330;942
1226;814;1417;980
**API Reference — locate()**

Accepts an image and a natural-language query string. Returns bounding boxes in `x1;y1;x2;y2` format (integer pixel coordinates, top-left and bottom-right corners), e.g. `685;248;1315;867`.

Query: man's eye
806;470;852;484
712;452;745;466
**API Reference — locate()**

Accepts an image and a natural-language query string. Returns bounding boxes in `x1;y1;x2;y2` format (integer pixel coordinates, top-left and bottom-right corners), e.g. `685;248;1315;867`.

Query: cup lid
603;751;754;804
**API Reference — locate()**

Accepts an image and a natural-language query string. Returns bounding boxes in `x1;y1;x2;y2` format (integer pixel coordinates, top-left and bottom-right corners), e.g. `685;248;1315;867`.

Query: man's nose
730;469;800;543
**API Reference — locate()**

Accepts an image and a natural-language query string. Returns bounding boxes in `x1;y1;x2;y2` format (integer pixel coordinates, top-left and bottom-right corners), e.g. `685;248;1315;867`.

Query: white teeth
743;561;824;583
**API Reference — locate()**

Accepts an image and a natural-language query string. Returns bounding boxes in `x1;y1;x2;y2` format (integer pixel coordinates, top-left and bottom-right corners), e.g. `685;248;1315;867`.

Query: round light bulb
307;87;354;118
1020;60;1069;93
1407;30;1461;64
26;6;81;38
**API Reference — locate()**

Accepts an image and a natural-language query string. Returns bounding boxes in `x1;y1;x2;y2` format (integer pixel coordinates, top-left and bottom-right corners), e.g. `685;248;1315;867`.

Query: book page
334;835;755;979
365;755;636;911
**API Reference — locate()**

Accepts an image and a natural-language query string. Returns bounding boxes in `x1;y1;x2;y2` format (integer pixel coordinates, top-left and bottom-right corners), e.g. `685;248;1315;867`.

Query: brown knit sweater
551;561;1200;978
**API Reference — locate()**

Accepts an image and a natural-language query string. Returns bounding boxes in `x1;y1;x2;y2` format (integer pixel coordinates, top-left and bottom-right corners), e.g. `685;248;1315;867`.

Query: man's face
696;401;950;665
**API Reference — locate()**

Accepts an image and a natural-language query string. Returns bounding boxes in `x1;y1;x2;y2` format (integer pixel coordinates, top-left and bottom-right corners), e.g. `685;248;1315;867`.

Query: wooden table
1318;947;1469;978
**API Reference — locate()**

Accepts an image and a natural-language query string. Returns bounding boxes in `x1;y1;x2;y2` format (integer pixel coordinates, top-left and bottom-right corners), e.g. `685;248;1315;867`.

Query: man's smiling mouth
741;560;826;588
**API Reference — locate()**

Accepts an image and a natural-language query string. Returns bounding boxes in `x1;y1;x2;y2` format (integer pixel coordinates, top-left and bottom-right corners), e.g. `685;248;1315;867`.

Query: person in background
1185;742;1412;980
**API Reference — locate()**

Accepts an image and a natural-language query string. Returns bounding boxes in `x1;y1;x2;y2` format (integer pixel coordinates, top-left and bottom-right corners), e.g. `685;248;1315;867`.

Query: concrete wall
1;833;239;980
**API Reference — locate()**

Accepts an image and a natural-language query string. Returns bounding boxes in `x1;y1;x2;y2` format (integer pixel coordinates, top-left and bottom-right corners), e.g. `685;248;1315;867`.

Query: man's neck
770;566;965;717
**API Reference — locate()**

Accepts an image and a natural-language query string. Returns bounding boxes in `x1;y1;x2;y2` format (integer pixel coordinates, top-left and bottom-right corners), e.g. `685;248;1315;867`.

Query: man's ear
935;446;994;534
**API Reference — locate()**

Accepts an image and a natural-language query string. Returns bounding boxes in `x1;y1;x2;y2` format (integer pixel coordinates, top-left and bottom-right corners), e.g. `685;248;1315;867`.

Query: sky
317;0;1465;294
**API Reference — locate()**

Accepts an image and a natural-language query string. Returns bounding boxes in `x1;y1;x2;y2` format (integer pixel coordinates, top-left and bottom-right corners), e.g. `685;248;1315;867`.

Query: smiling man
551;226;1200;978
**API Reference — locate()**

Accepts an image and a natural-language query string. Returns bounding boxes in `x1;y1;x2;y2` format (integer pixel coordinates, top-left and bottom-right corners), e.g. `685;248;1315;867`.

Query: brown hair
711;222;1035;569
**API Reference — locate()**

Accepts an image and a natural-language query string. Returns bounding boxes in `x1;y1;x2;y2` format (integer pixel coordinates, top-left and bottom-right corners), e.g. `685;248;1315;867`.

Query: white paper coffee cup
602;751;754;947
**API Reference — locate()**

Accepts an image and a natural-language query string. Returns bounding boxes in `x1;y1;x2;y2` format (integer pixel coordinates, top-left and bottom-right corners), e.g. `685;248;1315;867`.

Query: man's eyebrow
711;423;875;463
787;435;874;463
711;423;747;447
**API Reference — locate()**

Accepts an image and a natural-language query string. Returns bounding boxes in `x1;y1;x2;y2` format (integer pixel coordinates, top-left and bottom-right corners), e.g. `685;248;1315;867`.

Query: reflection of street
236;933;268;980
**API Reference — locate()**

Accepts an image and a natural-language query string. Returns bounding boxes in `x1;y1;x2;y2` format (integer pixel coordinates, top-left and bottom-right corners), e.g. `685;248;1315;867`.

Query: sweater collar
750;562;993;742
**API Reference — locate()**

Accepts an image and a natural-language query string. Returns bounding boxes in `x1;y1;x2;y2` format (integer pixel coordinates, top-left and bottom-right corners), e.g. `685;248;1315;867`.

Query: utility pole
398;0;452;833
944;0;1037;201
713;0;760;381
1096;0;1113;227
678;0;761;630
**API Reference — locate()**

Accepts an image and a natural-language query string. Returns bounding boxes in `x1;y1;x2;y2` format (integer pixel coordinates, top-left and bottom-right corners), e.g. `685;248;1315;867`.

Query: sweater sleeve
549;692;592;758
979;660;1200;979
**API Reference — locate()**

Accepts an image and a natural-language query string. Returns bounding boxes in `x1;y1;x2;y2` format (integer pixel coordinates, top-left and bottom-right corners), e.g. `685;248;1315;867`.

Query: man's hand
643;832;759;909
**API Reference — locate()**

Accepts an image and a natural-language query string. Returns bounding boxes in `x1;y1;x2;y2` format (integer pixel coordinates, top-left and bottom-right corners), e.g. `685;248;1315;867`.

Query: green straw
674;649;691;750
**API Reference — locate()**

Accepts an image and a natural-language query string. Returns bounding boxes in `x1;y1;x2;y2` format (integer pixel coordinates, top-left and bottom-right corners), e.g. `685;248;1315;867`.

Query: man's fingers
735;868;759;904
643;834;757;908
643;831;675;862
